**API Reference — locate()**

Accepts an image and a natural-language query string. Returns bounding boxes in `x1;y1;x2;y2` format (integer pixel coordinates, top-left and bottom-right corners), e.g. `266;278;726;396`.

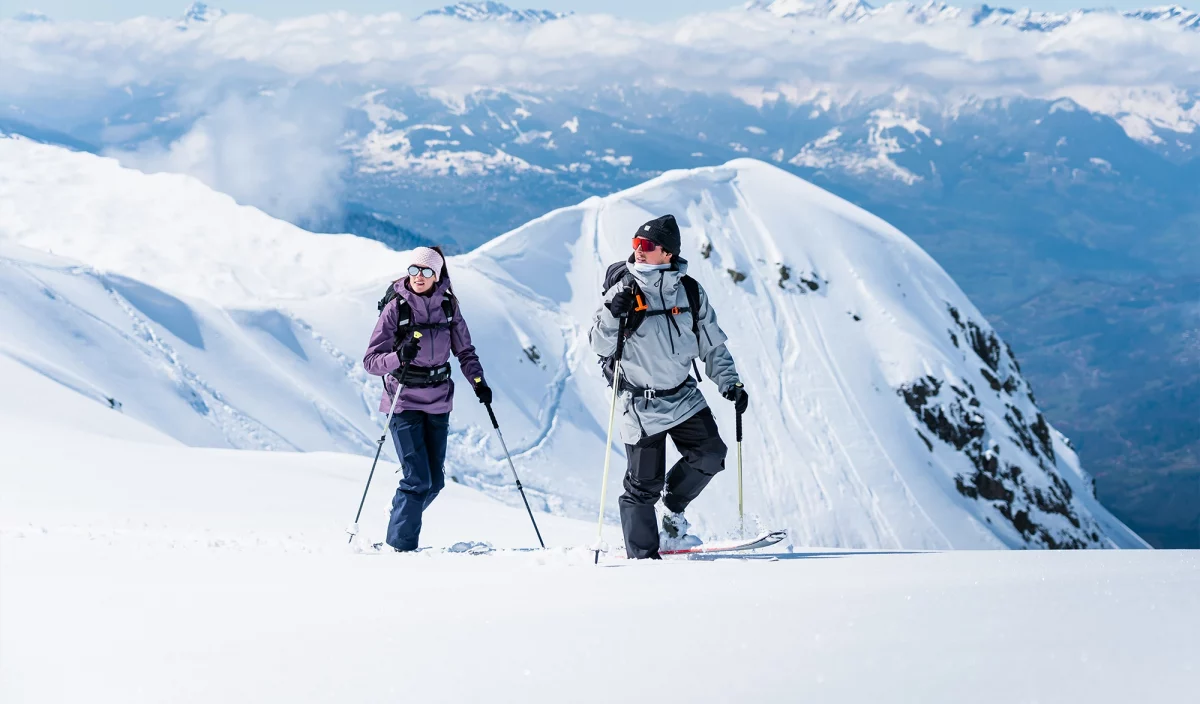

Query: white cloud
106;89;348;225
1;9;1197;100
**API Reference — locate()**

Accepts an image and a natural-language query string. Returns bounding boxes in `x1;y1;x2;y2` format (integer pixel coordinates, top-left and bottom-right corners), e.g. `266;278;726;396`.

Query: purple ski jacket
363;276;485;414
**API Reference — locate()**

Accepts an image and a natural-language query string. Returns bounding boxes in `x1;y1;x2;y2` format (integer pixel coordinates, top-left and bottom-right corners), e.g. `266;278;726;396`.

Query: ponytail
431;245;452;294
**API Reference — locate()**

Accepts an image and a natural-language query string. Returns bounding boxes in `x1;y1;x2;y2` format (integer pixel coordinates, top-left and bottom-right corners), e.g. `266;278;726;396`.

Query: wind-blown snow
0;135;1145;550
107;88;349;224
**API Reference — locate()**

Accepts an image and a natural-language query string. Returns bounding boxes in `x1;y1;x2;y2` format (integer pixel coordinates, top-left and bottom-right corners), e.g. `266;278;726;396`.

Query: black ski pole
347;332;421;545
594;315;628;564
485;402;545;548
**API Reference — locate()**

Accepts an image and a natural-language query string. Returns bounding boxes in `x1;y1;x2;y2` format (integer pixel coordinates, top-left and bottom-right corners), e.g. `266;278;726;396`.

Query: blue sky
6;0;1159;22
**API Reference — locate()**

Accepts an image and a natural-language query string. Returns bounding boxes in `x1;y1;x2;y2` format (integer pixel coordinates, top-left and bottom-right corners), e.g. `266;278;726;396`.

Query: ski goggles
632;237;661;252
408;265;437;279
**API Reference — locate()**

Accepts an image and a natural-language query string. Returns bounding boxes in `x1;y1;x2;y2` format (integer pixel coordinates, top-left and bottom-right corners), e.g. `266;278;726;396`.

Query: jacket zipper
657;272;679;355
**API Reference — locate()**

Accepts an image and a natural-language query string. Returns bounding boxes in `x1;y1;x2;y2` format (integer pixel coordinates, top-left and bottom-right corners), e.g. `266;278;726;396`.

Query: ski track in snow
729;179;900;548
2;253;299;451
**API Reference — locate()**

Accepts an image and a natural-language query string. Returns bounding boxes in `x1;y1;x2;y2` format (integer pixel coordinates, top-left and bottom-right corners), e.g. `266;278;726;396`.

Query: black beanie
635;214;681;255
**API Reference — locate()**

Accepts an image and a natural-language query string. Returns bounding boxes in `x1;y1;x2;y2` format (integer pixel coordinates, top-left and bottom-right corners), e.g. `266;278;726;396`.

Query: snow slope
2;362;1195;703
0;134;1144;550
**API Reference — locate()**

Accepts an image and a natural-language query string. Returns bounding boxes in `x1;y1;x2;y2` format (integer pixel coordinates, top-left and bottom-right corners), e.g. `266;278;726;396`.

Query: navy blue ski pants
386;410;450;551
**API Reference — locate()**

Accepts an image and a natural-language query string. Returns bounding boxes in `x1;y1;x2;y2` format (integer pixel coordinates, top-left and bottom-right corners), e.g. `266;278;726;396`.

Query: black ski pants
619;407;727;559
386;410;450;551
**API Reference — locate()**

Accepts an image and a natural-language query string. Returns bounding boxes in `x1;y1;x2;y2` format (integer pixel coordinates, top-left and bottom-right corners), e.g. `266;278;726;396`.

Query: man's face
633;237;673;266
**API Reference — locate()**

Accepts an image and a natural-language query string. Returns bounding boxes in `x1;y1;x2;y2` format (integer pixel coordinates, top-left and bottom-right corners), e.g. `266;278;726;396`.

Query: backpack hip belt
620;375;693;399
393;362;453;388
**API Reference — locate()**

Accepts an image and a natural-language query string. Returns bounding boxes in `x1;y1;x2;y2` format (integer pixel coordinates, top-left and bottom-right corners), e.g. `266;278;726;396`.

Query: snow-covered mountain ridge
749;0;1200;30
418;2;569;22
0;135;1145;549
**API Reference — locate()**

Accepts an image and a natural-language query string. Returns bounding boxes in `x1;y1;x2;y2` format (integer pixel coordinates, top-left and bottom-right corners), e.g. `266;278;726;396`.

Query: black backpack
377;284;458;351
599;260;704;385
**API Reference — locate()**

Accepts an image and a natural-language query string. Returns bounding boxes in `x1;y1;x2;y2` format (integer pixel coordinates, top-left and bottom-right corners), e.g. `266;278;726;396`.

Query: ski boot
659;509;702;551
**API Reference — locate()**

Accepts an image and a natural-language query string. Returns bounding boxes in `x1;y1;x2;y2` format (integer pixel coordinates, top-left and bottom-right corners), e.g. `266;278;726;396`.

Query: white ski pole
594;317;628;564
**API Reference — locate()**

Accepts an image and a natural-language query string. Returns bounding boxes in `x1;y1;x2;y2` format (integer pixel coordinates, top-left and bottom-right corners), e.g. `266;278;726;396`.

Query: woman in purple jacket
363;246;491;552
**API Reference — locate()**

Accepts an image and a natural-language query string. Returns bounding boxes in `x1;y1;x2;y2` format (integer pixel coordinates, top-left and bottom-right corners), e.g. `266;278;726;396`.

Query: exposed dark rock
727;269;747;284
1005;405;1041;458
948;305;963;327
1031;413;1055;461
899;376;984;451
1004;341;1022;373
947;303;1002;371
778;263;790;288
523;345;541;365
981;367;1002;392
700;241;713;259
900;370;1098;550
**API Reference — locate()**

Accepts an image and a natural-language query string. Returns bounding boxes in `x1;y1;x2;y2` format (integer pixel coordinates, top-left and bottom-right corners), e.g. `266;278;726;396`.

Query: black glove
473;379;493;405
396;335;421;364
605;287;636;319
723;383;749;414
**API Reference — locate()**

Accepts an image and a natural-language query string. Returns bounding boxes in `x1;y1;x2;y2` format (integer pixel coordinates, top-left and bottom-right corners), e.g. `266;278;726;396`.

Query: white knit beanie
409;247;444;280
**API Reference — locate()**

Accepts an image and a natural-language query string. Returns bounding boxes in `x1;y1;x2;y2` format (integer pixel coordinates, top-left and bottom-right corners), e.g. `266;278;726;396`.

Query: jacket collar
394;276;449;311
625;255;690;287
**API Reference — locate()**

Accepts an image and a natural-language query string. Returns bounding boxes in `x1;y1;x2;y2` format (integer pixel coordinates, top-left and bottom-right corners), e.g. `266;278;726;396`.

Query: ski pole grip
736;409;743;442
486;402;499;429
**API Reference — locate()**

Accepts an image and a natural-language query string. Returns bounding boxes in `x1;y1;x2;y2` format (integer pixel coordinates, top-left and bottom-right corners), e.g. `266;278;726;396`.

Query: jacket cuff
598;303;620;329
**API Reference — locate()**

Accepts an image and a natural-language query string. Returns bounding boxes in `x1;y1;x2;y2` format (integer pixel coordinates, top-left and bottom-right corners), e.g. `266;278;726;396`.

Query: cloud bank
1;6;1197;103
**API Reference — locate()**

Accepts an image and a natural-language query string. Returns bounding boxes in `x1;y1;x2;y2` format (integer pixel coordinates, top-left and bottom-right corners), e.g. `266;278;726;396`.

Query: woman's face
409;270;435;293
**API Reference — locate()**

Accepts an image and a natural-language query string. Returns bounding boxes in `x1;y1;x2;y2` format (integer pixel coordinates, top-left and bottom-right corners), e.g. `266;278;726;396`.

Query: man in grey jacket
589;214;749;559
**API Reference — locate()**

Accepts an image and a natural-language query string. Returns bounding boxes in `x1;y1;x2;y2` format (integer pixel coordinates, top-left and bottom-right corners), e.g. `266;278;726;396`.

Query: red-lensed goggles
632;237;661;252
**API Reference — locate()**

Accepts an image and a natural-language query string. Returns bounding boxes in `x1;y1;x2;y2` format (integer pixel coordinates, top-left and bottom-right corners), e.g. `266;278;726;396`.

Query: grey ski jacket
589;258;741;444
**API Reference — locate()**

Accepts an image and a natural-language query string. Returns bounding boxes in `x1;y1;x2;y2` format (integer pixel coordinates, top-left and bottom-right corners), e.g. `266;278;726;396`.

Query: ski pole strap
486;402;499;429
736;409;743;442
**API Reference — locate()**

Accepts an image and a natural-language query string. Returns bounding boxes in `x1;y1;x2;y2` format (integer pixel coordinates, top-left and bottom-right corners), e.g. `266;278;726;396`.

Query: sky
2;0;1161;23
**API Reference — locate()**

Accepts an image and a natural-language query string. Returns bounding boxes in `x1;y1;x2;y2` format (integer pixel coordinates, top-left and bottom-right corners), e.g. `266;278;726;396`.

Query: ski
659;529;787;556
366;540;496;555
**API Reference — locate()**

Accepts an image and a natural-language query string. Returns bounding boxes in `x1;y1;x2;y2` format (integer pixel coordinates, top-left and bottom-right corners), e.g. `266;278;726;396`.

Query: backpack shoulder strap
378;285;414;350
681;275;705;382
377;284;400;315
681;275;702;338
441;288;457;322
602;261;632;294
